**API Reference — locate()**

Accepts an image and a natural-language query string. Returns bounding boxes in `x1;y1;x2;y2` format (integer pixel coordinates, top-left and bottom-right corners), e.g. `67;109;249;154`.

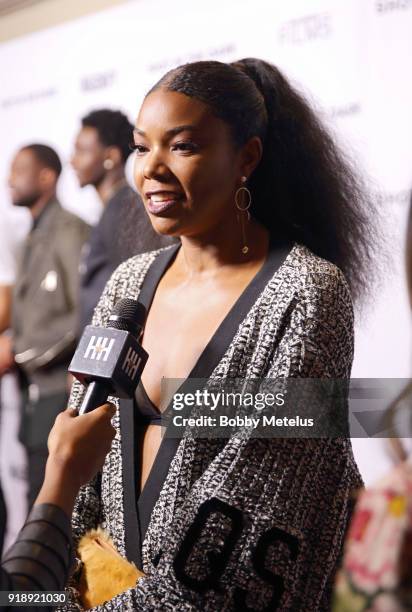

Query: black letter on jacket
233;527;299;611
173;498;243;593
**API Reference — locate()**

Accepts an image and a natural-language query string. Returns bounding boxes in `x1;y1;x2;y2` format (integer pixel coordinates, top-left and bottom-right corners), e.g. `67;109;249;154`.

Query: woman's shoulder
266;242;354;327
283;242;349;283
280;242;352;301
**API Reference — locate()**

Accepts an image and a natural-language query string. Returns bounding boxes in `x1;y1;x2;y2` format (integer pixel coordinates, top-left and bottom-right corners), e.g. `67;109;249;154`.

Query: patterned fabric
57;243;362;611
333;462;412;612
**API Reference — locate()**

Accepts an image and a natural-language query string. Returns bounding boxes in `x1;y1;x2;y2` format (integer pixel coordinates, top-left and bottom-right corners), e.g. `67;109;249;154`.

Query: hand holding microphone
1;404;118;593
36;298;148;512
47;404;117;486
0;301;148;594
35;403;117;515
69;298;148;415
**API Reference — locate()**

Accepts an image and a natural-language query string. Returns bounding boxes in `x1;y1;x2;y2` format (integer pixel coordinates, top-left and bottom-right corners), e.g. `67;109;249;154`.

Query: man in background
0;144;90;507
71;109;175;333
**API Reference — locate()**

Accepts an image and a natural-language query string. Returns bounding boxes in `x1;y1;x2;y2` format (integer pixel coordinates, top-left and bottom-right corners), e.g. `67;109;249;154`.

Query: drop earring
235;176;251;255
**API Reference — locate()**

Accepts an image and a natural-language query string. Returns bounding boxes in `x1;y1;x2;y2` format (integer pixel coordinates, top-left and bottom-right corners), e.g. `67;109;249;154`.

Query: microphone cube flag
69;325;148;399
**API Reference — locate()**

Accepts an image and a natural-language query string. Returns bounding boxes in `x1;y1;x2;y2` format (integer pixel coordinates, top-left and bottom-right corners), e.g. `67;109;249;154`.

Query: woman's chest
140;280;255;405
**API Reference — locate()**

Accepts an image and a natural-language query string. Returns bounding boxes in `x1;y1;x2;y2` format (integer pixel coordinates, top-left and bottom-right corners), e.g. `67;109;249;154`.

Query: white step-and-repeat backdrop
1;0;412;545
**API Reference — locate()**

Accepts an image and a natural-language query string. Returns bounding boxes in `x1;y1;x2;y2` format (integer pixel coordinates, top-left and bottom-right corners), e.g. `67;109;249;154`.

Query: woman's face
133;89;243;237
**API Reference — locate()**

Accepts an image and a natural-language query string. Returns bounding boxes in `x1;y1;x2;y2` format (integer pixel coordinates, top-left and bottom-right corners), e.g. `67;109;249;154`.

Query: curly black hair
82;109;134;163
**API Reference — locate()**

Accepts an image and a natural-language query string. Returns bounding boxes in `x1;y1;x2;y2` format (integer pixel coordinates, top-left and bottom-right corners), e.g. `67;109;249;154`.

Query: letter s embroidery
233;527;299;611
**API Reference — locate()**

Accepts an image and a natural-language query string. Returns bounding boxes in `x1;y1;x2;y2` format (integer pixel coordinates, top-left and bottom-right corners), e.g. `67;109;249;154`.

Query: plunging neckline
138;239;283;406
120;238;293;569
138;242;275;413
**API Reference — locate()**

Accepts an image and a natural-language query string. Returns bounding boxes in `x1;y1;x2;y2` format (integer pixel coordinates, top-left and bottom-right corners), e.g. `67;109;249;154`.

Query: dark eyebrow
166;125;196;137
133;125;197;138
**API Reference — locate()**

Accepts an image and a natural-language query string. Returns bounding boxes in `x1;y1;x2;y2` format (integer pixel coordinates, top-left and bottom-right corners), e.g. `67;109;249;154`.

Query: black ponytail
149;58;378;302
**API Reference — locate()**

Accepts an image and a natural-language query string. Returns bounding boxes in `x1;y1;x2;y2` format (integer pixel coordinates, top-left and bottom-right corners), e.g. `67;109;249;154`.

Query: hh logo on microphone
84;336;115;361
122;346;141;379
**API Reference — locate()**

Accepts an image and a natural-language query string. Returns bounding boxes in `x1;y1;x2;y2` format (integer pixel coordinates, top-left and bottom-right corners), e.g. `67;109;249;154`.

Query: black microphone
69;299;148;415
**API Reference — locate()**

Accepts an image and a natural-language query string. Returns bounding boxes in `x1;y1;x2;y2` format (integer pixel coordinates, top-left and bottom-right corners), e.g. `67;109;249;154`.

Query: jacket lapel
119;397;143;567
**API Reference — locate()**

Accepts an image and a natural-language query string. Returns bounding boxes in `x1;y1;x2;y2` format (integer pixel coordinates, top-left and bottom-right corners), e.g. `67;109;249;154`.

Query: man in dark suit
0;144;90;507
71;109;175;334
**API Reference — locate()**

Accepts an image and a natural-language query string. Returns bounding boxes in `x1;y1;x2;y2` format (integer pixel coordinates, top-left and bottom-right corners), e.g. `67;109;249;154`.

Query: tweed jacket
58;242;362;611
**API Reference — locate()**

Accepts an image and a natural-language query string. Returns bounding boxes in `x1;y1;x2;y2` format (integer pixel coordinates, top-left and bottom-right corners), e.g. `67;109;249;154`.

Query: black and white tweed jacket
58;242;362;611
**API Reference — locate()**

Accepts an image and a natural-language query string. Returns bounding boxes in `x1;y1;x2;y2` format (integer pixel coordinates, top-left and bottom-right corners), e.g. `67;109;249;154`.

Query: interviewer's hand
47;404;116;486
35;403;116;516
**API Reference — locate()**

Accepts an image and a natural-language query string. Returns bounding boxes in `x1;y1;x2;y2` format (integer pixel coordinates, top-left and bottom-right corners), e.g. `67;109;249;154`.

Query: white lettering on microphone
122;346;141;379
84;335;115;361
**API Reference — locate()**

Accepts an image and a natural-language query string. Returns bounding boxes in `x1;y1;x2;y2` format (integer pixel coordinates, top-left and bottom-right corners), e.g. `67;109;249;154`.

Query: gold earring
103;159;114;170
235;176;251;255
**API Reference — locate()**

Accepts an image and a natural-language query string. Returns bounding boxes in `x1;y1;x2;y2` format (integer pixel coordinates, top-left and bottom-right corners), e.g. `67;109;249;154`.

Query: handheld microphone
69;299;148;415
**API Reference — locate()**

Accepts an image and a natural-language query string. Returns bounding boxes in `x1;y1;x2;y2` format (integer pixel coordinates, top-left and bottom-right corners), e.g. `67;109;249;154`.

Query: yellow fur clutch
77;528;145;609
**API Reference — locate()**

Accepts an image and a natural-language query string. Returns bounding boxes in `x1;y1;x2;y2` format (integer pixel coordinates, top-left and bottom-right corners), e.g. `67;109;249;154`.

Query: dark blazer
78;183;175;334
12;199;90;397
